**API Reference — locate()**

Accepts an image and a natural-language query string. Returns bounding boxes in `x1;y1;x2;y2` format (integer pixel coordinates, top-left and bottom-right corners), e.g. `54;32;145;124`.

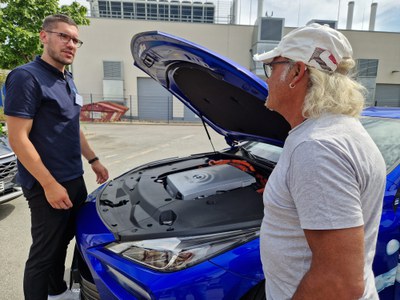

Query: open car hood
131;31;290;146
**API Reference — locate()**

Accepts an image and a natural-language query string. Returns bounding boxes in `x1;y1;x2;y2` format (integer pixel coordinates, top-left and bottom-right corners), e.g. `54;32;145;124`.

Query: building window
193;2;203;23
158;2;168;20
98;1;110;18
110;1;122;18
96;0;215;23
135;2;146;19
357;59;378;77
181;1;192;22
123;2;134;19
104;61;123;80
170;1;180;21
147;0;158;20
204;3;214;23
259;18;284;41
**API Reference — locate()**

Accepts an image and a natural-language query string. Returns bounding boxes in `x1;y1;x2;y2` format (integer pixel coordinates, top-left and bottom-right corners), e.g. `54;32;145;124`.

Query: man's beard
48;47;74;66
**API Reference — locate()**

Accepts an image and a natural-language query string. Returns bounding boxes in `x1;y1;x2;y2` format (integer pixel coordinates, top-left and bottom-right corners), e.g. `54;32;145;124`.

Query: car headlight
106;228;259;272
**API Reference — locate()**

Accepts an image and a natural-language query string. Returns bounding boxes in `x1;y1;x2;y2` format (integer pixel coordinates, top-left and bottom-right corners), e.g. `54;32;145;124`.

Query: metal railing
80;93;182;123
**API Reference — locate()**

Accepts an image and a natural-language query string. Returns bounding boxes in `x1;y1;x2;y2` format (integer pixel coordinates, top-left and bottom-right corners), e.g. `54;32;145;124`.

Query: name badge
75;94;83;106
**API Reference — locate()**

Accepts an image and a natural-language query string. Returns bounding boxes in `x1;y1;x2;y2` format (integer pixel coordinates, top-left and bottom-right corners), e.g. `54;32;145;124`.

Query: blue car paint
76;115;400;299
209;238;264;282
373;181;400;298
85;244;261;300
76;172;400;299
77;195;262;300
363;107;400;119
131;31;290;148
75;30;400;299
361;108;400;298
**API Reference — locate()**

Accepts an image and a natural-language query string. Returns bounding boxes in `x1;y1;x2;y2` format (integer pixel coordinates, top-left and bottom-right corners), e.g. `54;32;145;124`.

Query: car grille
0;157;18;184
80;275;100;300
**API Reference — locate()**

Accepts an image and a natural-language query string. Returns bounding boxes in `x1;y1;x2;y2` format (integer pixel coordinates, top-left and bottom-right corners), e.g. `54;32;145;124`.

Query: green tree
0;70;7;124
0;0;90;70
0;70;6;87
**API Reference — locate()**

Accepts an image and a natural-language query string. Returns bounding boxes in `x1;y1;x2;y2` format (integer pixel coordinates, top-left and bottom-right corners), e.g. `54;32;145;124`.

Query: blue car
72;31;400;300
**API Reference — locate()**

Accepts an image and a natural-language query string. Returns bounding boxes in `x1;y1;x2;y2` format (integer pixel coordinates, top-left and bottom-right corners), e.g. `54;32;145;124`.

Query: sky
59;0;400;33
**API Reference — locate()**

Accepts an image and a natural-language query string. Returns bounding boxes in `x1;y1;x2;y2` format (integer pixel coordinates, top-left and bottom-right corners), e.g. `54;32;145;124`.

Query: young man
5;15;109;300
253;23;386;299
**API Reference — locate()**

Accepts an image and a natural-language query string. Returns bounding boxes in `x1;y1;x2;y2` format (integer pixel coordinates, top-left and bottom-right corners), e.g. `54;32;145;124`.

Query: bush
1;70;8;124
0;107;5;122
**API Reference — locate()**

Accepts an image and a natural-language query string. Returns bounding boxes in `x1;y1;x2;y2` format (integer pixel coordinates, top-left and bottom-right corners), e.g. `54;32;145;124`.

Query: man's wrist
88;156;99;164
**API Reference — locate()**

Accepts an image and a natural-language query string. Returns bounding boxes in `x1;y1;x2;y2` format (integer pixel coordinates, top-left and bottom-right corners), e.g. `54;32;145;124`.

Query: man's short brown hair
42;14;77;31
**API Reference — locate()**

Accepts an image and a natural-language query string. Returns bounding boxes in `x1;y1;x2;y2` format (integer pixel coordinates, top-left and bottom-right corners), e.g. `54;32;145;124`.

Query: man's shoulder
15;59;42;74
9;58;57;86
293;114;359;139
9;60;40;79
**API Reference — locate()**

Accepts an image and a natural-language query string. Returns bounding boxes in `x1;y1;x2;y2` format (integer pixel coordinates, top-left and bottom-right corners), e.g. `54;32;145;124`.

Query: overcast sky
60;0;400;33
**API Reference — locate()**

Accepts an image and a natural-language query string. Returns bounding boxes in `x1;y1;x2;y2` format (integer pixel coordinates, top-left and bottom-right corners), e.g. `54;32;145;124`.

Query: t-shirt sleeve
287;140;364;230
4;69;40;118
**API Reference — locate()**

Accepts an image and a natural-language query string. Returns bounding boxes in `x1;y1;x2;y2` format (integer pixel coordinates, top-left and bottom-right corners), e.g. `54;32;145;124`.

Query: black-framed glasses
263;61;291;78
46;31;83;48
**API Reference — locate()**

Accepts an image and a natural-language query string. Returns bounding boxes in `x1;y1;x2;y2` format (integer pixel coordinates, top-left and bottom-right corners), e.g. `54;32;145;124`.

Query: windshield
242;116;400;173
242;142;282;164
360;116;400;172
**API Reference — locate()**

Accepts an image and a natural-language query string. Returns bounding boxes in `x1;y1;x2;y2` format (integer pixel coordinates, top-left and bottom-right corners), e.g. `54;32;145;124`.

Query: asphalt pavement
0;122;227;300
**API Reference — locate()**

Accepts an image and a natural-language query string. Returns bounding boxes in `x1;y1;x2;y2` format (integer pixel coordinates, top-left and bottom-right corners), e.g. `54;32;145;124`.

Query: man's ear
39;30;47;45
291;62;308;85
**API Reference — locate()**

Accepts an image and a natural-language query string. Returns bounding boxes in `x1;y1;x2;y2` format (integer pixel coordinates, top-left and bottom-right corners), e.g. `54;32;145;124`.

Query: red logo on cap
328;53;337;65
309;47;337;72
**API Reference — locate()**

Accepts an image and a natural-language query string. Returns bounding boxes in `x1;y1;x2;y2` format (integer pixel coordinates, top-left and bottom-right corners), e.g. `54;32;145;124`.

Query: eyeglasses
46;31;83;48
263;61;291;78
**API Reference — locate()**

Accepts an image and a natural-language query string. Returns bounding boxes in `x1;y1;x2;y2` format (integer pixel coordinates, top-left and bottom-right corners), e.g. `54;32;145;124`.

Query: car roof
362;106;400;119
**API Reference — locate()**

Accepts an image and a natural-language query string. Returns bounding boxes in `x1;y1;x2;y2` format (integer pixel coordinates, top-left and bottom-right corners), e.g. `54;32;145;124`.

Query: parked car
0;130;22;205
72;32;400;300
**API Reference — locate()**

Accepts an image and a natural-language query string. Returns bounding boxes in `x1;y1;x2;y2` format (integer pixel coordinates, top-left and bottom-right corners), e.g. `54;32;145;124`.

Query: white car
0;134;22;204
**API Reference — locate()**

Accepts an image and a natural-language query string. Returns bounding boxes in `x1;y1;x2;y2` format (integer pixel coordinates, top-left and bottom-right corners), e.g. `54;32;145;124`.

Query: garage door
138;78;172;121
184;106;200;122
375;84;400;107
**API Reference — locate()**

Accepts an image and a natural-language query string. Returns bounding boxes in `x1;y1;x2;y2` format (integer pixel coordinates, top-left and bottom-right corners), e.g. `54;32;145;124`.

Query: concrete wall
341;29;400;84
72;18;400;106
72;17;254;97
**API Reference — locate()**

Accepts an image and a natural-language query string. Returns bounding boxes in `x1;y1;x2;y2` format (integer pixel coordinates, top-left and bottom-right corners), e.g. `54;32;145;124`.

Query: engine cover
166;164;256;200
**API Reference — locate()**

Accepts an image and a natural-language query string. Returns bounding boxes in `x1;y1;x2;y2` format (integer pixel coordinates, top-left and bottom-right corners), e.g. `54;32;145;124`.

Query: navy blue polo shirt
4;56;83;189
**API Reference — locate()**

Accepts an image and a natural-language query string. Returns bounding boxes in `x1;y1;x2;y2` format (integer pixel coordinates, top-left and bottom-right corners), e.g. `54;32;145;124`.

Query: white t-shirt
261;113;386;300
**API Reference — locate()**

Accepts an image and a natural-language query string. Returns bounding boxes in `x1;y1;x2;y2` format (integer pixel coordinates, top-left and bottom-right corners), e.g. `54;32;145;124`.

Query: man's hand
42;181;73;209
80;129;109;184
91;160;109;184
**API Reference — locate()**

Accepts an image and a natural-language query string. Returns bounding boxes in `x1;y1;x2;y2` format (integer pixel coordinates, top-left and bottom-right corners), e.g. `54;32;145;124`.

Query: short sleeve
287;140;364;230
4;69;41;119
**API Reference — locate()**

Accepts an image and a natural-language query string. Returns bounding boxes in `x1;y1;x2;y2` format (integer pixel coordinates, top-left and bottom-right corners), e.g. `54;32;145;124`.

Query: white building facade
71;1;400;121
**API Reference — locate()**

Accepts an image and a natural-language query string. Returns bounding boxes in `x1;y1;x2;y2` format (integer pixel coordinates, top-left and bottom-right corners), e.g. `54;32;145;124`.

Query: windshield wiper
240;146;276;167
240;146;257;160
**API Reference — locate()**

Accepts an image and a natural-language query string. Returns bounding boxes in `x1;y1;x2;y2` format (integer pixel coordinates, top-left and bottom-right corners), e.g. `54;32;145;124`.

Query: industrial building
72;0;400;122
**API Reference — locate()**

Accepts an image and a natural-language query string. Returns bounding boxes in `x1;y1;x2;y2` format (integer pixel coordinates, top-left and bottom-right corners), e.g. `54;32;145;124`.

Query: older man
254;23;386;299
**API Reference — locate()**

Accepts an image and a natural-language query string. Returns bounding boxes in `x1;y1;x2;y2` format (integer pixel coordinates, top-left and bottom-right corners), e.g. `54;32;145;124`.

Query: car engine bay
97;152;271;240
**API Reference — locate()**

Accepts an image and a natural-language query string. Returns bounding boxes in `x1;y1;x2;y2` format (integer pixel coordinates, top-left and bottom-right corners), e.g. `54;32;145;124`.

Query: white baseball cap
253;23;353;72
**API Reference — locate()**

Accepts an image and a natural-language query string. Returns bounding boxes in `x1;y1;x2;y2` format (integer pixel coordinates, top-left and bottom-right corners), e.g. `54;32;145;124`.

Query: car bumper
76;197;263;300
0;186;23;204
78;244;261;300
